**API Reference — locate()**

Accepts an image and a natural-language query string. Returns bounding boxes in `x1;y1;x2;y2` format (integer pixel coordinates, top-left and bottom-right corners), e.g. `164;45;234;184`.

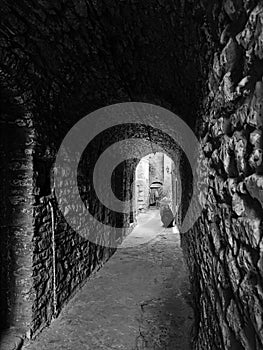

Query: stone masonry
182;1;263;349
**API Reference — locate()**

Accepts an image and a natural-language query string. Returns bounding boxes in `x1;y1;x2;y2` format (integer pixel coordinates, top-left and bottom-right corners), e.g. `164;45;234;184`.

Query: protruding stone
214;176;226;201
239;214;262;247
228;254;241;291
252;299;263;334
237;181;247;194
245;174;263;207
226;178;238;195
220;38;240;73
247;81;263;126
236;3;263;53
203;141;213;156
220;136;238;176
233;131;247;174
211;223;221;253
213;52;223;78
250;130;262;148
211;118;224;137
212;117;231;137
220;72;236;101
208;71;220;95
236;27;253;50
211;149;221;166
236;75;254;96
232;192;246;215
249;149;263;171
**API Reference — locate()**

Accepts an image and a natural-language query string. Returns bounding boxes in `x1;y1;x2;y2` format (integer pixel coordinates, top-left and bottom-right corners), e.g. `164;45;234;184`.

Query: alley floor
23;210;193;350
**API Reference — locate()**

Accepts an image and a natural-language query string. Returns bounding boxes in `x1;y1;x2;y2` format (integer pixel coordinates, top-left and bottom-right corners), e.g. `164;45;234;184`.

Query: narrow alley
22;210;193;350
2;1;263;349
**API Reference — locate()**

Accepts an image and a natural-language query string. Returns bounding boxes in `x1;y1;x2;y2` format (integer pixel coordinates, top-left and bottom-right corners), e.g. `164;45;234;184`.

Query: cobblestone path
23;210;193;350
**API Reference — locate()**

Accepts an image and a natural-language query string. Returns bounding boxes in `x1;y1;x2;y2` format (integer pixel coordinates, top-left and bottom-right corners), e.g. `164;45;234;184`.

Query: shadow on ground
22;210;194;350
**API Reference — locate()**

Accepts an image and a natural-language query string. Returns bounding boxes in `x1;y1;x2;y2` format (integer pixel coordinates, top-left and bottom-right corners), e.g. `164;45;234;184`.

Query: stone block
220;72;236;101
250;130;262;148
245;174;263;207
220;38;240;73
228;256;241;291
233;131;247;174
232;192;246;215
249;149;263;172
247;81;263;126
236;76;254;96
220;136;238;177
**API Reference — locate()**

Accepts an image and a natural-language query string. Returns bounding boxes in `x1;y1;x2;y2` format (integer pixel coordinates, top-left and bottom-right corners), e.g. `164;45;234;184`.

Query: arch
150;181;163;188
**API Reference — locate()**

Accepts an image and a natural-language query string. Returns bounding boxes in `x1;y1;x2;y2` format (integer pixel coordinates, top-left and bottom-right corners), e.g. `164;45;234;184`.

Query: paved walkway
23;210;193;350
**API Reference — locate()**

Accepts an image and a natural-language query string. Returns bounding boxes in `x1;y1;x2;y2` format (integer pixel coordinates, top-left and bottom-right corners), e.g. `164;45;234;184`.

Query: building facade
135;152;181;217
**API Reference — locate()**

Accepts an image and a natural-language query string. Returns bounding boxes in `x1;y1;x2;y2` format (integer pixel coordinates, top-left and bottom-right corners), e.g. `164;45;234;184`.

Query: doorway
149;181;163;208
134;152;181;225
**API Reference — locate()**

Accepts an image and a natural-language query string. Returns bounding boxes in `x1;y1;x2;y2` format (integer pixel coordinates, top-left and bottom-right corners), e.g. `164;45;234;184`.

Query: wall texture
0;88;35;332
182;1;263;349
135;156;150;212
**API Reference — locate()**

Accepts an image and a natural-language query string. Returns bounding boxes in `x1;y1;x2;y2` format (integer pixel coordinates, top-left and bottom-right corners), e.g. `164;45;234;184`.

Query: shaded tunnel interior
1;0;263;349
77;123;191;228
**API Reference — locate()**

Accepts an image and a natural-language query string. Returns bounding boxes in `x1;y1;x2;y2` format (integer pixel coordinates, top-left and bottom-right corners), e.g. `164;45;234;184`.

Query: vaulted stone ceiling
0;0;217;135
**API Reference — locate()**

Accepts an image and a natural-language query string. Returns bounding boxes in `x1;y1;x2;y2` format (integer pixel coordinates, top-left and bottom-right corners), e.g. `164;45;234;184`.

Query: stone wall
135;152;177;213
30;125;138;336
149;153;164;185
171;160;181;224
181;1;263;349
135;156;150;212
0;87;35;332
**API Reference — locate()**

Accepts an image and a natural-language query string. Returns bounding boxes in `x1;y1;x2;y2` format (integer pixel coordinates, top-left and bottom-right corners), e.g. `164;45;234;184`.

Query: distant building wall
135;156;150;213
135;153;179;214
149;153;164;185
171;160;181;224
163;153;173;201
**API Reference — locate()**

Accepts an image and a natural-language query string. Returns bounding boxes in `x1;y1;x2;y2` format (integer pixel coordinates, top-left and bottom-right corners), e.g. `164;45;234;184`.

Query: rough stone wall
0;87;35;332
181;1;263;349
30;126;137;336
171;160;182;224
135;156;150;212
163;153;174;201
